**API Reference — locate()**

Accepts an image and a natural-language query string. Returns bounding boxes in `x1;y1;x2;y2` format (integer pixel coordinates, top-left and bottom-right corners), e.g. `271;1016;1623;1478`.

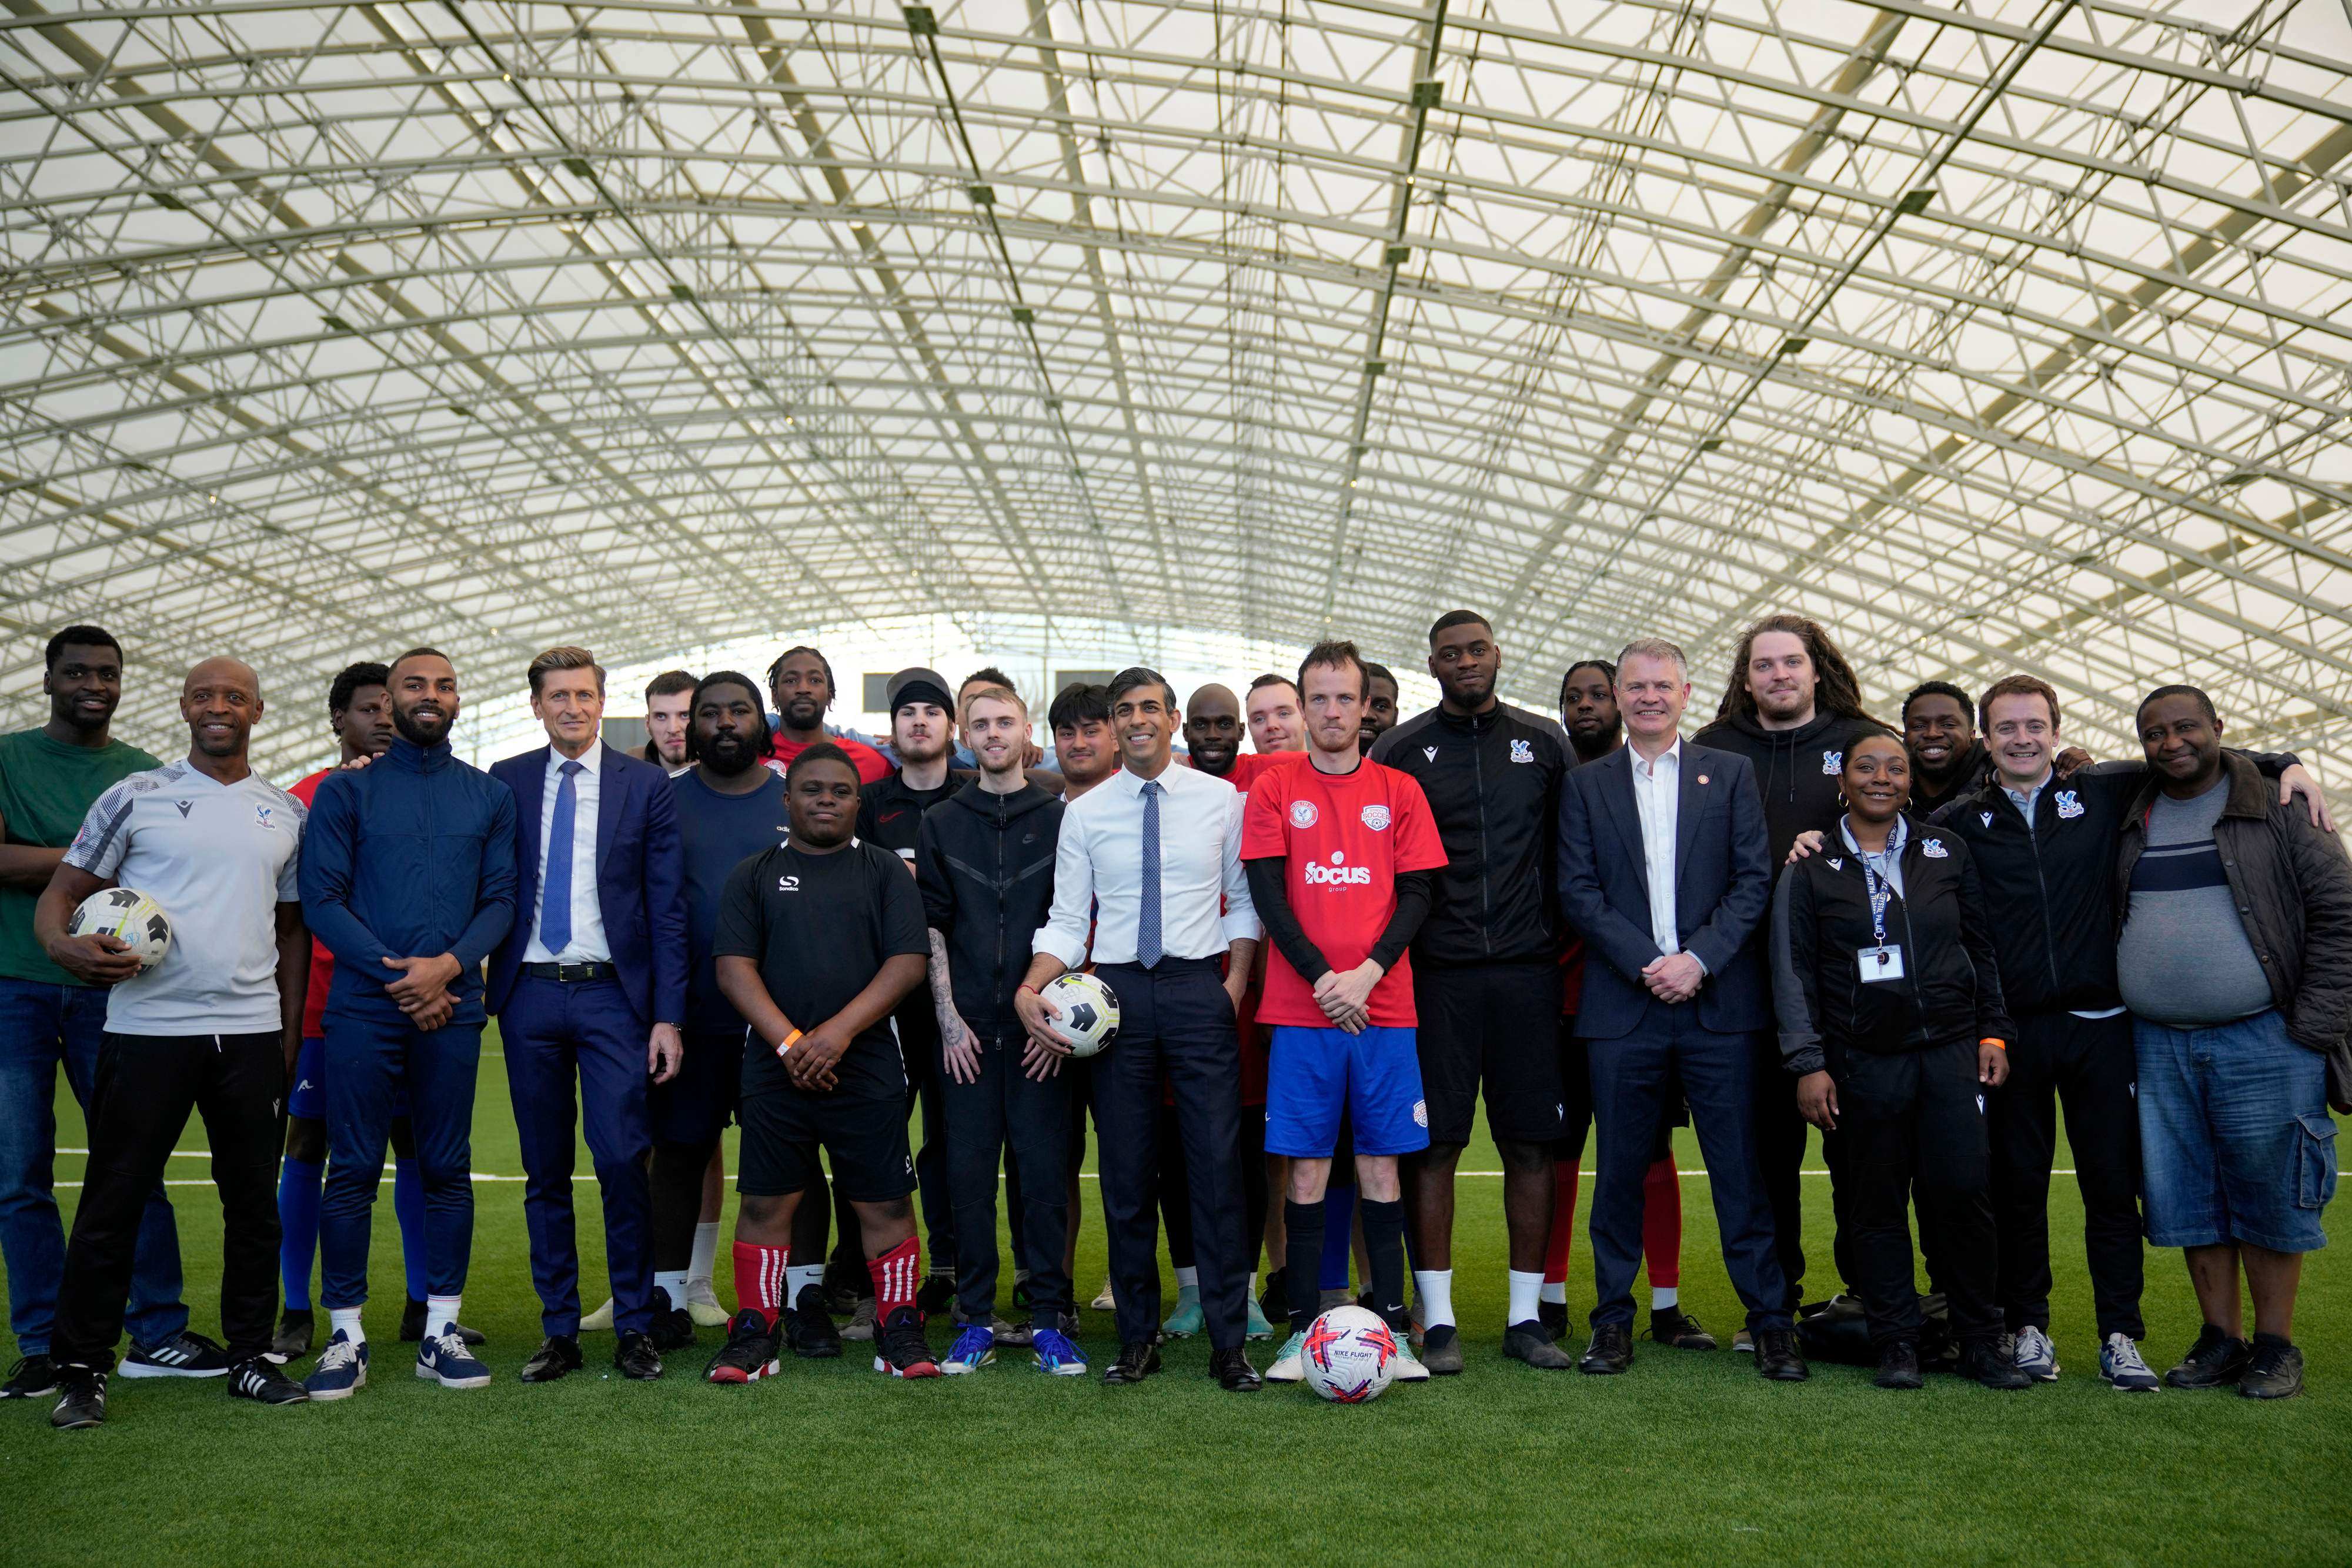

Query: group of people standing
1;606;2344;1428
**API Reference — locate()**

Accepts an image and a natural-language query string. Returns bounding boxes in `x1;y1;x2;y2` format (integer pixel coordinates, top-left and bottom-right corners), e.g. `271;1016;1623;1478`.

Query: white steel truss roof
3;0;2348;778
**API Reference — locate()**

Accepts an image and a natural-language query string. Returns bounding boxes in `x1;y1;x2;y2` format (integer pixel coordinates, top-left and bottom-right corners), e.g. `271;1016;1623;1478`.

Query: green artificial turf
4;1033;2346;1566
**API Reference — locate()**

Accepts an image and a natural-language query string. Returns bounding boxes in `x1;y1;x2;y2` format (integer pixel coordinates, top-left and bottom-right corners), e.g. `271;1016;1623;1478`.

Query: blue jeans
2137;1009;2335;1253
0;976;186;1356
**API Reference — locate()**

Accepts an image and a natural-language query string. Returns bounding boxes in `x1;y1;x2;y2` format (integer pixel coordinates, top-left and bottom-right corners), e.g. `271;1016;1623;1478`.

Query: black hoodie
914;781;1064;1031
1690;708;1897;865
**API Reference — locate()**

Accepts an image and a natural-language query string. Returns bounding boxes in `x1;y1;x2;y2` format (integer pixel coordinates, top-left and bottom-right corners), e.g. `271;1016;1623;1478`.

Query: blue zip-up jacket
298;736;519;1025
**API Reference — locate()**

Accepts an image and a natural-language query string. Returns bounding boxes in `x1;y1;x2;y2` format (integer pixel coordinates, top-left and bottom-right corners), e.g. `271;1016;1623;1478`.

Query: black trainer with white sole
229;1358;311;1405
121;1331;230;1379
50;1370;105;1430
2;1353;60;1400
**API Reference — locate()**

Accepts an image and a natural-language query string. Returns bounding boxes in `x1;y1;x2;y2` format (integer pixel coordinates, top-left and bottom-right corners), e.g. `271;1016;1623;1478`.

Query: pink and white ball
1301;1305;1400;1403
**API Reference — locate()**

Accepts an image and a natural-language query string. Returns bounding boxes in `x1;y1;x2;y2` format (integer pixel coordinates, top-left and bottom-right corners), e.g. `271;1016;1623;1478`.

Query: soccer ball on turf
1301;1305;1398;1403
1038;971;1120;1057
65;887;173;971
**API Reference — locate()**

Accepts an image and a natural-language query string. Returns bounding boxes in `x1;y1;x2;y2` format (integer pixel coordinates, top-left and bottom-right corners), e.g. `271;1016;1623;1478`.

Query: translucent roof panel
3;0;2348;780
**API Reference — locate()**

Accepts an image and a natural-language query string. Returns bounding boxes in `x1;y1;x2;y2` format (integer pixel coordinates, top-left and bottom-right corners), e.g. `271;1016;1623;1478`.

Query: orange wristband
1980;1037;2007;1051
776;1027;803;1057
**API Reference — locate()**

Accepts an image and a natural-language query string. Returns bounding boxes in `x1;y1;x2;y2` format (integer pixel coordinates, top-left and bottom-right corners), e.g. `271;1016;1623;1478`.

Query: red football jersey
1225;748;1308;795
1240;757;1446;1029
769;731;894;785
289;768;335;1039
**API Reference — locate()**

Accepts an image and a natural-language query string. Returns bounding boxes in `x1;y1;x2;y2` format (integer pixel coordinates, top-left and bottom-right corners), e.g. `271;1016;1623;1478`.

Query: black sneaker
228;1356;310;1406
786;1285;843;1359
270;1308;315;1363
1874;1341;1923;1390
121;1330;230;1379
876;1306;941;1379
400;1298;484;1346
1256;1267;1286;1323
50;1368;105;1430
1648;1306;1718;1350
704;1310;780;1385
1537;1299;1570;1342
649;1288;696;1353
1960;1339;2032;1390
2239;1333;2304;1400
916;1273;957;1319
1;1353;59;1400
2166;1323;2253;1390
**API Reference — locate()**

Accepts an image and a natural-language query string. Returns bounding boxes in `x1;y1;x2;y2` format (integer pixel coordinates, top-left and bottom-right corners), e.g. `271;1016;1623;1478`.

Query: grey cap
886;666;955;717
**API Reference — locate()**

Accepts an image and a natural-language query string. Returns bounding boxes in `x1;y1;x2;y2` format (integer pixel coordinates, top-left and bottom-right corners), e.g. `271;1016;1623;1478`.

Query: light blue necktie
541;759;583;955
1137;779;1163;968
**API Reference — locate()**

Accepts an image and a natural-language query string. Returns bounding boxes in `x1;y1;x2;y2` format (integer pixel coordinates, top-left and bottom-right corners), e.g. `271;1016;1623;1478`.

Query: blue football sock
278;1156;325;1312
1321;1183;1357;1292
393;1158;427;1300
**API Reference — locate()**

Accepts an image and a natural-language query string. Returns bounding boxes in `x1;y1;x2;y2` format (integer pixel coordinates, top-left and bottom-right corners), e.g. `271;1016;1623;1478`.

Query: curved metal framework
2;0;2348;777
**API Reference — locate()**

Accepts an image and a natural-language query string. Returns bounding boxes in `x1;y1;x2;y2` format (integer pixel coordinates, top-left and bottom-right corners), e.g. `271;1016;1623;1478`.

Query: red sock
1641;1154;1681;1289
733;1240;787;1329
1544;1161;1580;1285
868;1236;921;1320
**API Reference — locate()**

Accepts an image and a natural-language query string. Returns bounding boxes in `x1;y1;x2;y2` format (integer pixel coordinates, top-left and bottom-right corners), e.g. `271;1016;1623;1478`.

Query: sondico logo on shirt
775;874;801;892
1302;850;1372;887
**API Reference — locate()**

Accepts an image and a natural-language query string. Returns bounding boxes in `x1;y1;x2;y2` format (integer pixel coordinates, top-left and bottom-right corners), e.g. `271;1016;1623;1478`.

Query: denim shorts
2136;1009;2336;1253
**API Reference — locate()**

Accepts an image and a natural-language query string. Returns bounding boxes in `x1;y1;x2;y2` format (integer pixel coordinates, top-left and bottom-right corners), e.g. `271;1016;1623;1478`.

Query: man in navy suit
1556;637;1806;1380
488;647;687;1383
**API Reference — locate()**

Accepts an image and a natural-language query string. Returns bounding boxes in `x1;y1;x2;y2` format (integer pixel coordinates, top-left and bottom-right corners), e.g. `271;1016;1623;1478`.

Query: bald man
38;658;314;1425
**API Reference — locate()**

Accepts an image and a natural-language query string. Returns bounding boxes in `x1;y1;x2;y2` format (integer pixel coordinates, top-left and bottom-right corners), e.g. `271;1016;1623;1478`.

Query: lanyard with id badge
1857;851;1905;982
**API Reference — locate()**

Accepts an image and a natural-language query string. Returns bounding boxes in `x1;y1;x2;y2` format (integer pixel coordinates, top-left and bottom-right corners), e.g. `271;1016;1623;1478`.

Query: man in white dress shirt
1554;638;1806;1381
1017;668;1265;1391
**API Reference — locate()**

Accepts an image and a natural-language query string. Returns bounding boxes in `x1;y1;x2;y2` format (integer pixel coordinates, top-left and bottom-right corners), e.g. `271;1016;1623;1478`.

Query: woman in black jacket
1770;734;2020;1390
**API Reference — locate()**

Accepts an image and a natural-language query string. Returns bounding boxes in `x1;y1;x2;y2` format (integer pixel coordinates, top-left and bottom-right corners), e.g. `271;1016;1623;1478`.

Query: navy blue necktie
1137;780;1163;968
541;759;583;955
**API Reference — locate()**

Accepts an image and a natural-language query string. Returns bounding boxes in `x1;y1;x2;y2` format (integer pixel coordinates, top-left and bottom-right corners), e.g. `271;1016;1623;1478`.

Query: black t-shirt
856;770;957;1052
670;769;791;1032
714;838;928;1099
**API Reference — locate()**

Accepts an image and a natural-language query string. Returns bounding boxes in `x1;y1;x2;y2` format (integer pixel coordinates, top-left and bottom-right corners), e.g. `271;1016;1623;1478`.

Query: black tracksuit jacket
1691;708;1897;865
1368;701;1569;967
914;781;1064;1032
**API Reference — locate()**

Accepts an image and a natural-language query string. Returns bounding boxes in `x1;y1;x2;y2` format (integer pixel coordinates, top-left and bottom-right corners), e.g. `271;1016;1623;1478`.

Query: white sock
1414;1269;1455;1330
1175;1266;1199;1292
1652;1285;1678;1310
329;1307;366;1345
787;1263;823;1299
1540;1281;1568;1305
1507;1270;1543;1327
655;1270;690;1310
426;1295;462;1337
689;1221;720;1282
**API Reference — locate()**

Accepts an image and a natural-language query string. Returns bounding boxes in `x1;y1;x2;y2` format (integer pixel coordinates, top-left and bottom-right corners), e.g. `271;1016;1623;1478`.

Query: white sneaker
2100;1332;2159;1393
1090;1280;1116;1312
2013;1325;2060;1381
1268;1330;1307;1383
580;1298;616;1332
684;1278;730;1328
1389;1338;1431;1383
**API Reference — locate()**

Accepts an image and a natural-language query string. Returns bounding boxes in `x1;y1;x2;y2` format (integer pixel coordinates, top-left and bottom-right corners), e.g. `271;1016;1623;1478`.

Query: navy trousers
1587;999;1790;1333
1091;957;1251;1351
501;976;655;1337
319;1006;481;1309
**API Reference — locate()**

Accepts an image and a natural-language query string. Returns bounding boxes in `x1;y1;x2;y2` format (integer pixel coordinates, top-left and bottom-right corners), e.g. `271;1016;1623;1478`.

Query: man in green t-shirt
0;626;198;1400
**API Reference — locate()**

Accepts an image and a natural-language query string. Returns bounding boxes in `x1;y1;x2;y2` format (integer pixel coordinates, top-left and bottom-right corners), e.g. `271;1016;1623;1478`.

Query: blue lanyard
1859;852;1895;945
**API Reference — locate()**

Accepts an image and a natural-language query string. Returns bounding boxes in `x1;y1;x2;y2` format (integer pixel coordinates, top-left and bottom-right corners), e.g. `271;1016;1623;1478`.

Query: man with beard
767;647;891;785
278;664;478;1360
642;671;696;774
853;668;964;1326
921;686;1085;1373
1361;664;1401;745
296;648;517;1399
1368;610;1572;1373
0;626;195;1402
1902;681;1983;819
40;658;313;1427
1048;684;1121;1309
1691;614;1895;1331
1541;659;1698;1349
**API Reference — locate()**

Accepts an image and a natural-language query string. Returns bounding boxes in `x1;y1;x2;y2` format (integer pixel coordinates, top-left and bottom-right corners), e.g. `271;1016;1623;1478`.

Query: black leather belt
520;961;618;983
